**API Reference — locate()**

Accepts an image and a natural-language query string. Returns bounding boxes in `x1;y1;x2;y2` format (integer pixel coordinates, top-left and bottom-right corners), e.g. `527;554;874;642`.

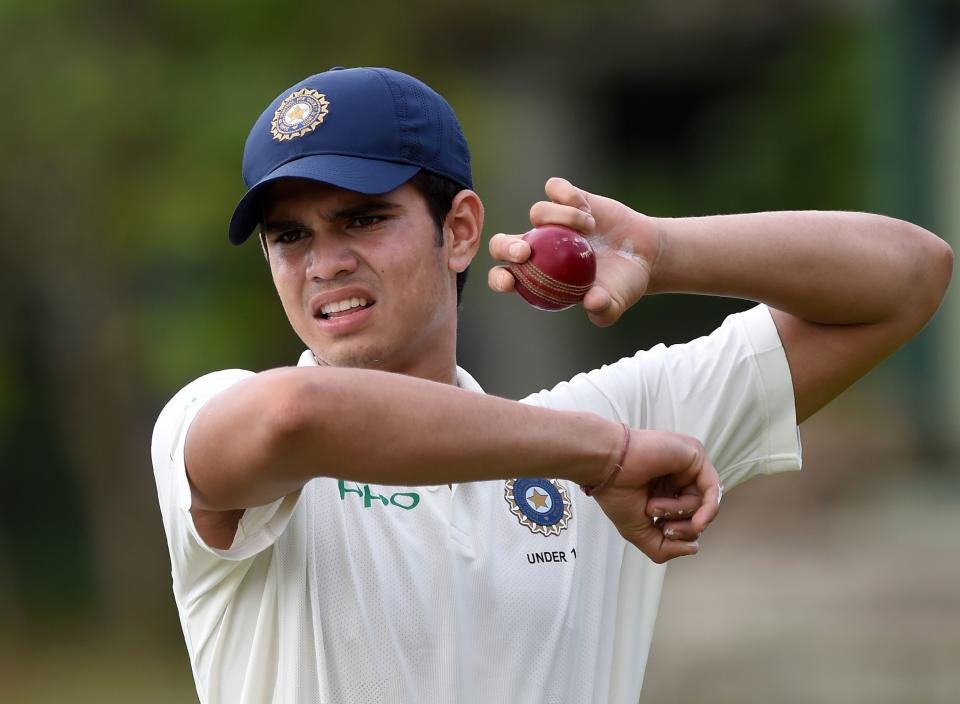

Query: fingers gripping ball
507;225;597;311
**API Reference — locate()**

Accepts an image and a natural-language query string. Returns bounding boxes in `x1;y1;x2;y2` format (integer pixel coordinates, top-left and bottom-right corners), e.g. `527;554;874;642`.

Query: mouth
317;296;376;320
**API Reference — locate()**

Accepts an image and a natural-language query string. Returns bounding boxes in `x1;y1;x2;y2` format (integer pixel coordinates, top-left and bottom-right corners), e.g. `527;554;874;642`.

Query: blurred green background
2;1;958;702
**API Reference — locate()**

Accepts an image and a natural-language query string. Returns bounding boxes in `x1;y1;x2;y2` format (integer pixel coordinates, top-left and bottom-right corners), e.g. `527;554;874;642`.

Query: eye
273;229;310;244
348;215;385;230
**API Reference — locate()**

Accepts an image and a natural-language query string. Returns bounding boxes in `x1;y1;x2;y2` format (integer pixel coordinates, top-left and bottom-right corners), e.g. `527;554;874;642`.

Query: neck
311;352;458;386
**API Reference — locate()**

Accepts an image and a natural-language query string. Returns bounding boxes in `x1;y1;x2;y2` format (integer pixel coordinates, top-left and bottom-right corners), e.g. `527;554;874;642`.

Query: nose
305;234;359;280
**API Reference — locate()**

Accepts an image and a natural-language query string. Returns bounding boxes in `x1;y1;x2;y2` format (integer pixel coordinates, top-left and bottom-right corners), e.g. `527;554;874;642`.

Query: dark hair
407;170;470;306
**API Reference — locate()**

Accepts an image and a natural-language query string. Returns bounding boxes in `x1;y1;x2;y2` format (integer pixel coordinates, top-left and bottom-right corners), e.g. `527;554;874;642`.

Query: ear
445;190;484;274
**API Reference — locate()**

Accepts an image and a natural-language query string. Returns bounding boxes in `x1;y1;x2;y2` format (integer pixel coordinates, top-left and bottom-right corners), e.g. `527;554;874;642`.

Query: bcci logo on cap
271;88;330;141
504;478;572;536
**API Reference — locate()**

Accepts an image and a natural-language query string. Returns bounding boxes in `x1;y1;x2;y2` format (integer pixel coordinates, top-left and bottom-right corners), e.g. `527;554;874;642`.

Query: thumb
583;286;622;327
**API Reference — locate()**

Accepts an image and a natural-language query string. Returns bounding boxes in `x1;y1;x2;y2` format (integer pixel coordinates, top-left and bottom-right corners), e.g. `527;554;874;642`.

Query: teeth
321;297;368;316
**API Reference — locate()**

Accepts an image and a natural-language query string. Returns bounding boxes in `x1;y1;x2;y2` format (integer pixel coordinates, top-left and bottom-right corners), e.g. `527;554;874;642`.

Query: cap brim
228;154;421;244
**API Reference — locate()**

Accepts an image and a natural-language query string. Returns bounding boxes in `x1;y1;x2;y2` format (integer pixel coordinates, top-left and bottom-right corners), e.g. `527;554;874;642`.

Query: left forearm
647;211;952;326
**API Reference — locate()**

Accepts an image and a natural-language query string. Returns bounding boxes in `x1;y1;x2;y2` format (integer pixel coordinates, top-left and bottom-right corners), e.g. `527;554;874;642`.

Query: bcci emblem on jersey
271;88;330;141
504;478;572;536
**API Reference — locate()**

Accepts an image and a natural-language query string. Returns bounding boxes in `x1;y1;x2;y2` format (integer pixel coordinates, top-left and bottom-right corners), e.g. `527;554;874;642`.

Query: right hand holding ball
488;177;660;326
507;225;597;311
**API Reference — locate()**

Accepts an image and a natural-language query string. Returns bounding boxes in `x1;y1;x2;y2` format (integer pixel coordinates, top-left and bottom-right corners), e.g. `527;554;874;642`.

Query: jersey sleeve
151;369;304;564
521;304;802;490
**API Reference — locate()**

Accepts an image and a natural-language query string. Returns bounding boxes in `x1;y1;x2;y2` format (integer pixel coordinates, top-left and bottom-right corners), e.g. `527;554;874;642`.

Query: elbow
186;367;336;512
897;223;954;323
919;232;953;317
258;366;362;472
224;368;335;506
260;367;332;449
937;237;955;294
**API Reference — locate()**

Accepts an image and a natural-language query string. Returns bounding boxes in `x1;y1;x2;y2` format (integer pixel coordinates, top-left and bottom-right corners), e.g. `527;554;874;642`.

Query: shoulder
159;369;255;412
152;369;256;461
519;305;785;421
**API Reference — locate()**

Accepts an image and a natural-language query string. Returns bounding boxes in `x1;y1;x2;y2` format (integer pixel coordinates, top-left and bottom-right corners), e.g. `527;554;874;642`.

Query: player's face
260;179;460;381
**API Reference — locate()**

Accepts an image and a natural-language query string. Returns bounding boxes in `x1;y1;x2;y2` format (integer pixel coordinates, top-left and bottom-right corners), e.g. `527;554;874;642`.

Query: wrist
579;422;630;496
561;417;625;488
644;216;672;295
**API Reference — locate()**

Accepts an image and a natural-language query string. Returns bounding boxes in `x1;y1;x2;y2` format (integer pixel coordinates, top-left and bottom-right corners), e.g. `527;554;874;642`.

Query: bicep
769;308;907;424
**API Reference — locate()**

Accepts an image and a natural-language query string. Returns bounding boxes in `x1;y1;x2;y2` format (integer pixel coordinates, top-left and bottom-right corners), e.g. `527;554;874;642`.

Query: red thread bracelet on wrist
580;422;630;497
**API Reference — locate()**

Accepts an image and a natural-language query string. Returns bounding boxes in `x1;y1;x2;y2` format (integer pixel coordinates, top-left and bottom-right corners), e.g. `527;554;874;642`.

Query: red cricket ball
507;225;597;311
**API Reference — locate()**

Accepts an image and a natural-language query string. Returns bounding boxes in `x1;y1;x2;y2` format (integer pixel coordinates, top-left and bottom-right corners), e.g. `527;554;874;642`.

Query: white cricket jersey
152;304;802;704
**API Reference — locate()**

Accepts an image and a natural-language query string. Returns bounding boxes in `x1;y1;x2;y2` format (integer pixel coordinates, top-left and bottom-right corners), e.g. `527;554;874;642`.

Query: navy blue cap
229;67;473;244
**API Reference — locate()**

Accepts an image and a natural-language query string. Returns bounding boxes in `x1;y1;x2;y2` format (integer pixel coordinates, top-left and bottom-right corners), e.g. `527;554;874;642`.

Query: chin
311;344;389;370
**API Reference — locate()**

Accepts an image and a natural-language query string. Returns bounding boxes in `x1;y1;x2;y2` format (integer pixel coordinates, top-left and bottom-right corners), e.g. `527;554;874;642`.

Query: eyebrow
261;218;308;236
261;198;403;235
330;198;402;221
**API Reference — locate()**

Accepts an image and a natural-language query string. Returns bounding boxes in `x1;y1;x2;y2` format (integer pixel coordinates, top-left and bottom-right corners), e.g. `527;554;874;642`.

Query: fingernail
585;215;596;230
509;242;525;258
686;541;700;550
651;508;664;518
